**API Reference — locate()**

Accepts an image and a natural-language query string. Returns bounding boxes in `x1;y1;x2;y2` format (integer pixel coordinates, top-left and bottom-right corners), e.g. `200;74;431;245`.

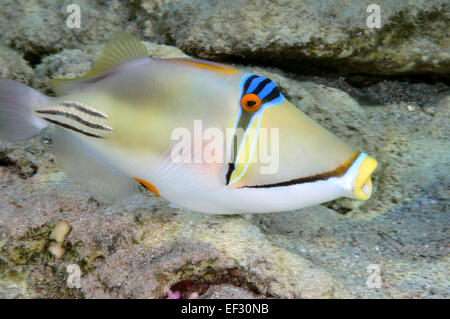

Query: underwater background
0;0;448;298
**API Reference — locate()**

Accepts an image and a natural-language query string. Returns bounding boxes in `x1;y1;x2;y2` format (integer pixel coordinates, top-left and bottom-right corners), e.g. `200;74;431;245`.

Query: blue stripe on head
262;94;285;108
257;81;276;101
239;73;256;97
239;73;285;109
246;77;265;94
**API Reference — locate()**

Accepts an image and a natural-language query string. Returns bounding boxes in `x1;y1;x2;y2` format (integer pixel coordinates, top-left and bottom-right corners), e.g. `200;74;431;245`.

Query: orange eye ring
240;93;261;112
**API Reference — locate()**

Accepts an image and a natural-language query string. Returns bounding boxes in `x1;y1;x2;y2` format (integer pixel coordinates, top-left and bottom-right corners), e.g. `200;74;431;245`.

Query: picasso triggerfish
0;32;377;214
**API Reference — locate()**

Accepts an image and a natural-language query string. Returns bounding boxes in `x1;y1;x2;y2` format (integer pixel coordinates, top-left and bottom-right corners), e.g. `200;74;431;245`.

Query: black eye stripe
225;162;235;185
252;78;272;95
261;86;281;104
241;74;284;108
243;75;258;95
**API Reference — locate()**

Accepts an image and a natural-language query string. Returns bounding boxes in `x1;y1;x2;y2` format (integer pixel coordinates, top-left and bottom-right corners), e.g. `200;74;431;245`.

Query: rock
0;272;34;298
48;221;71;258
0;169;345;298
50;221;71;243
0;45;34;85
252;202;450;298
33;42;189;94
48;242;65;258
140;0;450;76
0;0;137;55
33;47;96;94
200;284;261;299
2;1;448;77
142;41;190;59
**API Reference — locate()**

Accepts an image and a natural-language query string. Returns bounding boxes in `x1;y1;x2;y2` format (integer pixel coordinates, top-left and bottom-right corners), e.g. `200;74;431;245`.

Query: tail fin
0;78;49;142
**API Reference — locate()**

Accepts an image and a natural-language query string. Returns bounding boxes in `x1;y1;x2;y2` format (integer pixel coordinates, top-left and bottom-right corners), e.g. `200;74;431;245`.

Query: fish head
226;72;377;202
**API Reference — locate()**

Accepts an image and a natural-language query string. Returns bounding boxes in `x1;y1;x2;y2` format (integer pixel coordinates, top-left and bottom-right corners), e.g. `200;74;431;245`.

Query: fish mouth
240;152;362;189
240;152;378;202
352;155;377;200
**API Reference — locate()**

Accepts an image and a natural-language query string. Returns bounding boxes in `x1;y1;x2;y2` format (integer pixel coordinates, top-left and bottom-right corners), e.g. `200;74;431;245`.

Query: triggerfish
0;32;377;214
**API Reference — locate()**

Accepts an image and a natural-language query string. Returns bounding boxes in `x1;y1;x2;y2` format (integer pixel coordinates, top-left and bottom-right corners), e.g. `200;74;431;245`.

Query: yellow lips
353;156;378;200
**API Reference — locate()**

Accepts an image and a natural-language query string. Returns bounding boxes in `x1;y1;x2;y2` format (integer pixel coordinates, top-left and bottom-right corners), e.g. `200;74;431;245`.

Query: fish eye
241;93;261;112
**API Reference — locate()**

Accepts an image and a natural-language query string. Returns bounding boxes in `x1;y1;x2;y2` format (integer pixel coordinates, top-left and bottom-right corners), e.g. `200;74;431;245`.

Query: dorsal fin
51;32;149;95
89;31;149;73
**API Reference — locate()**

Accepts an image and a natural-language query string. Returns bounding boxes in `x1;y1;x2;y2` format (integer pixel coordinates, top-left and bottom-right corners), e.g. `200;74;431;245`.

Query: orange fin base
135;177;160;196
169;58;237;74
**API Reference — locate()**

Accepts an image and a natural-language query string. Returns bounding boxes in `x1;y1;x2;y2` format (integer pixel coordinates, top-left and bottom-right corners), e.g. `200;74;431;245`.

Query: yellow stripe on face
228;116;260;185
226;73;287;186
169;58;237;74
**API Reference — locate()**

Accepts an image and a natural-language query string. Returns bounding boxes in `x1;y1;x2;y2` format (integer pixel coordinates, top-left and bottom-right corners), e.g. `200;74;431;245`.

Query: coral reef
140;0;450;76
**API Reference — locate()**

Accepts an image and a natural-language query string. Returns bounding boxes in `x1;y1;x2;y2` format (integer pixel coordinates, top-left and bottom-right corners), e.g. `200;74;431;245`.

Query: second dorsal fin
89;31;149;73
51;32;149;95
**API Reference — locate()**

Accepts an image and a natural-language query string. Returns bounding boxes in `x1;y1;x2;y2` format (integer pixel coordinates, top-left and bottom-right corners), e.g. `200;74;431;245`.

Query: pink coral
167;289;181;299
